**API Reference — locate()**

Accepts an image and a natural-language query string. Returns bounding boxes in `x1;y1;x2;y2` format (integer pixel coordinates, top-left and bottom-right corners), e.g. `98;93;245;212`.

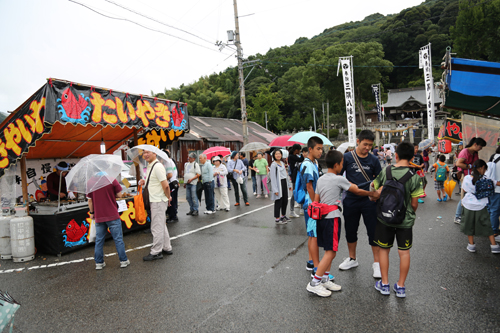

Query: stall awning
0;78;190;178
442;56;500;115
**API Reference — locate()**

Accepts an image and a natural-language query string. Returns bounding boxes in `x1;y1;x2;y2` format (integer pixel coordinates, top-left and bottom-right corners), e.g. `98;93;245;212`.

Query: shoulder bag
351;151;371;182
143;161;158;211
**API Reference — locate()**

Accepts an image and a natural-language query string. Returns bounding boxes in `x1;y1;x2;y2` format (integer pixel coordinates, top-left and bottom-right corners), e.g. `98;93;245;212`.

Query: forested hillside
153;0;500;132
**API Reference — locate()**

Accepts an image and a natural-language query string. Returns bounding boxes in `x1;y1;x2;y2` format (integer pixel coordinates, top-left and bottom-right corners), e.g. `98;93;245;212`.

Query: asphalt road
2;177;500;332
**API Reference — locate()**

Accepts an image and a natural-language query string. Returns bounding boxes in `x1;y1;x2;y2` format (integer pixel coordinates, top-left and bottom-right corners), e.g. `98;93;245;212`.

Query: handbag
134;186;147;223
88;219;96;243
142;162;158;211
236;175;244;185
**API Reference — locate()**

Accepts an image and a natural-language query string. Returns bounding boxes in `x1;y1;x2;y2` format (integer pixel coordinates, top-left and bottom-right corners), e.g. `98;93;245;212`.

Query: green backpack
436;163;447;181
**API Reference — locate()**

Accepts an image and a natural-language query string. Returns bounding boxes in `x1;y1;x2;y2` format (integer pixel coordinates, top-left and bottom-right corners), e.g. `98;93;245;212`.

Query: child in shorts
371;142;423;298
433;155;449;202
306;150;374;297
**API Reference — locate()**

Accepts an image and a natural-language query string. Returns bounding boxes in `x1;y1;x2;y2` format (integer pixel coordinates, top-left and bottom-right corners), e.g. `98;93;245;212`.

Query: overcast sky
0;0;424;113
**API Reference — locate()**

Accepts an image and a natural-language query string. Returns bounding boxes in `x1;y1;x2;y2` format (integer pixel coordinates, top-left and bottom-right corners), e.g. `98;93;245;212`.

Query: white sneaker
299;209;304;216
491;244;500;254
339;257;359;270
322;280;342;291
225;208;230;212
294;203;300;208
95;262;106;270
289;212;300;218
120;260;130;268
467;243;476;253
264;194;268;198
306;282;332;297
256;195;261;198
205;210;215;215
372;262;381;279
495;235;500;242
253;192;257;195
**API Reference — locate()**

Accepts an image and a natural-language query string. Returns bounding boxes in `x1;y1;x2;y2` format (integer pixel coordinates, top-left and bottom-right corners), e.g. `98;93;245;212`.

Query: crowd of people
88;132;500;302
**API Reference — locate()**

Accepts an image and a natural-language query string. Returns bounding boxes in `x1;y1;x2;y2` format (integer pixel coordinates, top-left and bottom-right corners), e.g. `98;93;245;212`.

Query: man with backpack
432;155;449;202
339;130;383;278
371;142;423;298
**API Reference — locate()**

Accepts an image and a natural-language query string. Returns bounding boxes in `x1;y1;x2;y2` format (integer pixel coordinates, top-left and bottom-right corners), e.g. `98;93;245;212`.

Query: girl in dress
460;159;500;254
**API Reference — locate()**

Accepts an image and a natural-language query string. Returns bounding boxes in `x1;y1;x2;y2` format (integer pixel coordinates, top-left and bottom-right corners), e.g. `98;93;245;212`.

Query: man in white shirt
139;149;172;261
488;147;500;241
184;152;201;216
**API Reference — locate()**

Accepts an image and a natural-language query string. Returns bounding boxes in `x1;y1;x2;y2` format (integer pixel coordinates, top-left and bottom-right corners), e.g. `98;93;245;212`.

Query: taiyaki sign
0;78;189;179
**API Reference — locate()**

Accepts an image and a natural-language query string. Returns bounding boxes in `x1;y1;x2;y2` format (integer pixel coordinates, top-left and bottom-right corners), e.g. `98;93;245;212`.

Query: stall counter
31;197;149;256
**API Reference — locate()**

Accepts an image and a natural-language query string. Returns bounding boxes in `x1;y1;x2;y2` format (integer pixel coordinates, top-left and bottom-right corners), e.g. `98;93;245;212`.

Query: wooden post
133;129;141;181
375;130;380;147
20;156;29;214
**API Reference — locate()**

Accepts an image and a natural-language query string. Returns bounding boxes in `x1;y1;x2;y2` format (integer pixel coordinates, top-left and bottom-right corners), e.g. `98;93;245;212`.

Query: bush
356;129;361;135
330;129;339;138
344;129;348;135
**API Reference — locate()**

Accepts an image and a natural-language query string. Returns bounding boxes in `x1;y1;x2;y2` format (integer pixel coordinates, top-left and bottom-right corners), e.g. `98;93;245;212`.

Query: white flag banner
337;57;356;144
420;44;435;140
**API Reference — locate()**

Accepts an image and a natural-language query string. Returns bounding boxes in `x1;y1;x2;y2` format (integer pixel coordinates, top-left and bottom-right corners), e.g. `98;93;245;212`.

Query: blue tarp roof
447;58;500;98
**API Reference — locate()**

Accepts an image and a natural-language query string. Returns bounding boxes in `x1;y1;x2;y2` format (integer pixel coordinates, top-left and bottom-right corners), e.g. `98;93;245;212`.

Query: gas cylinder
0;214;13;259
10;213;35;262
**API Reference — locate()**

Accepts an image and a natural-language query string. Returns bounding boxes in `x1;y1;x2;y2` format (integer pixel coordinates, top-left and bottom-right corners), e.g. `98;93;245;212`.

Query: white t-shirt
184;161;201;185
164;159;178;183
145;160;168;203
316;173;351;219
461;175;488;211
490;154;500;193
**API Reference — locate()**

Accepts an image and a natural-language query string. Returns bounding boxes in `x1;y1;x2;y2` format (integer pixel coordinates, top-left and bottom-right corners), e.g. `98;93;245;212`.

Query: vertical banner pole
420;43;435;141
337;56;356;145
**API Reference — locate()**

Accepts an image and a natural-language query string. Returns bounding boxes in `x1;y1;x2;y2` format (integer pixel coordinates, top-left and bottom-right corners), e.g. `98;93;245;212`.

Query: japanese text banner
338;57;356;145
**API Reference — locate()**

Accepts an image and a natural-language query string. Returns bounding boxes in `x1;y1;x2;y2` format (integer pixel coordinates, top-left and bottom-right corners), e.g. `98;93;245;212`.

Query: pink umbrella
203;146;231;160
269;135;302;148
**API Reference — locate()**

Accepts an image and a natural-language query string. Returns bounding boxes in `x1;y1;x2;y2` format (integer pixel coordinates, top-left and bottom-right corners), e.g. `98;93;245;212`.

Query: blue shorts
317;217;342;251
304;207;316;237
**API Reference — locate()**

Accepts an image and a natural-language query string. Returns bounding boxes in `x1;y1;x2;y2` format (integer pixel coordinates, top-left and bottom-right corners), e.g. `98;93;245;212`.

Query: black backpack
377;166;415;225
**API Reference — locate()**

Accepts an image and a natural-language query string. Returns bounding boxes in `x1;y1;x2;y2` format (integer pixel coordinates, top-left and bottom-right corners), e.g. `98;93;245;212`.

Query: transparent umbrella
66;154;125;194
418;139;434;150
239;142;270;152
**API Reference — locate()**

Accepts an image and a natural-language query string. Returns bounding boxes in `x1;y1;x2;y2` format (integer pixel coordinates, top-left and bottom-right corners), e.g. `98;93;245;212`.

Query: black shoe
162;249;173;255
143;253;163;261
143;228;152;234
186;211;193;215
167;217;179;223
192;210;199;216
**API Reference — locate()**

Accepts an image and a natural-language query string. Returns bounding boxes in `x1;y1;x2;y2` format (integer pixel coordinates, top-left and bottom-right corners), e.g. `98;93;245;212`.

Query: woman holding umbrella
212;156;230;211
269;149;292;224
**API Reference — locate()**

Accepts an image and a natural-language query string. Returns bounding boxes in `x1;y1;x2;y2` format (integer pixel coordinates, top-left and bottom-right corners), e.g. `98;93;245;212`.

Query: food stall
0;78;189;256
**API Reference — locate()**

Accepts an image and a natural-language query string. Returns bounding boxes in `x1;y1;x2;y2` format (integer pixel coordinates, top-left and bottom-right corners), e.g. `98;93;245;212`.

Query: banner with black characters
0;78;189;178
419;44;435;140
372;84;382;122
337;56;356;144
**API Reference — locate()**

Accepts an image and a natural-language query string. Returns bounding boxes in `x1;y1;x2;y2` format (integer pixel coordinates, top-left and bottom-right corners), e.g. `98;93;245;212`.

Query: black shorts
317;217;342;251
374;221;413;250
343;196;378;246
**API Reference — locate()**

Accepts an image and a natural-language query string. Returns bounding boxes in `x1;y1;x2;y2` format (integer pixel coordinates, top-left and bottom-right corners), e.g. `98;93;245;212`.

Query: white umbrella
383;143;395;153
127;144;172;170
66;154;125;194
337;142;355;154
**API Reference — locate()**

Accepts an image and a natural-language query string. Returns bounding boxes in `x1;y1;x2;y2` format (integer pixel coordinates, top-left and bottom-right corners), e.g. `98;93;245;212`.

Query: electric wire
104;0;215;45
68;0;222;53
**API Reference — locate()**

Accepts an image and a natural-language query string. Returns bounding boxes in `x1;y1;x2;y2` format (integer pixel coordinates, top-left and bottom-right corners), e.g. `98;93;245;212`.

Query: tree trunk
356;87;366;127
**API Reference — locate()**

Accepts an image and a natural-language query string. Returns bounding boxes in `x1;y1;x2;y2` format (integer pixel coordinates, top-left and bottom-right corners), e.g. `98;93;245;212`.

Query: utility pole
327;100;330;139
233;0;248;145
313;108;316;132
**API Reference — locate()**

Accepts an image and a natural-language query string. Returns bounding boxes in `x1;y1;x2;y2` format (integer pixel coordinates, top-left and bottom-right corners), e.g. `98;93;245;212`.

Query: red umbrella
203;146;231;160
269;135;302;148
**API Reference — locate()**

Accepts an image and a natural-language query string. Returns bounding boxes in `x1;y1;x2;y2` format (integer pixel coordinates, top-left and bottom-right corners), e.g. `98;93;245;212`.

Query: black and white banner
419;44;435;140
337;57;356;144
372;84;382;122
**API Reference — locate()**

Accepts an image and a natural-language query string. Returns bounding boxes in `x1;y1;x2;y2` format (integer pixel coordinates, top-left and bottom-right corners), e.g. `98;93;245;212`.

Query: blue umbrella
418;139;434;150
290;131;333;146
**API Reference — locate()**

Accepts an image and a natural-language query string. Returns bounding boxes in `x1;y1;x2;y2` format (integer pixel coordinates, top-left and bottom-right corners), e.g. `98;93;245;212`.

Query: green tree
247;83;284;132
451;0;500;61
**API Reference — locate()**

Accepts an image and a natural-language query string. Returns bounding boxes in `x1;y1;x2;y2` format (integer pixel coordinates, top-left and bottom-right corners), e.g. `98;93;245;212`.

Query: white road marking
0;204;274;274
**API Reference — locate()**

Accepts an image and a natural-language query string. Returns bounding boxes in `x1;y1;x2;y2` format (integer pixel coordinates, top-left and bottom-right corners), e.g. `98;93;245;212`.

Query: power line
68;0;222;53
103;0;215;46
